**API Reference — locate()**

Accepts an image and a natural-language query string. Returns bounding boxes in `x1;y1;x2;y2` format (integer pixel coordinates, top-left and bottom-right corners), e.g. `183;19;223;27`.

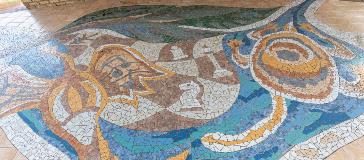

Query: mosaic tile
0;0;364;159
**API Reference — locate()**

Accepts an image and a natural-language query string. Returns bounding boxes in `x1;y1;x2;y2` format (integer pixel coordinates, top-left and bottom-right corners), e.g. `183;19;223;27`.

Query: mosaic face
1;0;364;160
91;45;167;98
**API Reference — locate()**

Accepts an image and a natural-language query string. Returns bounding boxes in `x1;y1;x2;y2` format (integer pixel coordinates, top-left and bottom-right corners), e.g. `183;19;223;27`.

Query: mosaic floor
1;0;364;159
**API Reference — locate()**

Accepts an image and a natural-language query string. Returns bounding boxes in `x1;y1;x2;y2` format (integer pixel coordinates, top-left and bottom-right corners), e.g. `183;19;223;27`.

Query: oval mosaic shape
251;31;338;103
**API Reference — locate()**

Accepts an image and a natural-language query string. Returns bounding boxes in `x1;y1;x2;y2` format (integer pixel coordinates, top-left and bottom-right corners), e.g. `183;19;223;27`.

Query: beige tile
326;136;364;160
0;148;18;160
12;151;27;160
0;128;13;148
0;0;23;12
316;0;364;33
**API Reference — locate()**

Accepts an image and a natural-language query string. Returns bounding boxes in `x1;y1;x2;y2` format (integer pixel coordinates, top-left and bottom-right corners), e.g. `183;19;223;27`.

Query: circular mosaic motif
251;31;338;103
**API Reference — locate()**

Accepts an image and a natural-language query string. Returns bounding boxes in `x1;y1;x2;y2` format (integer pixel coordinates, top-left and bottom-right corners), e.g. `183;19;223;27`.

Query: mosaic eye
111;69;123;78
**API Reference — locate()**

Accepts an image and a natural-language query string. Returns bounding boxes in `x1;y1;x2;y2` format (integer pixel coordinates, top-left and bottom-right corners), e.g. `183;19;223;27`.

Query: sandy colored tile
326;136;364;160
12;151;27;160
0;148;18;160
316;0;364;33
0;128;14;148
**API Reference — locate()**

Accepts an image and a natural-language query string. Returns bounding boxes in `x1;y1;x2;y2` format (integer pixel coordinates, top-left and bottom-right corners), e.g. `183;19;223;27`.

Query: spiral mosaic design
251;31;338;103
